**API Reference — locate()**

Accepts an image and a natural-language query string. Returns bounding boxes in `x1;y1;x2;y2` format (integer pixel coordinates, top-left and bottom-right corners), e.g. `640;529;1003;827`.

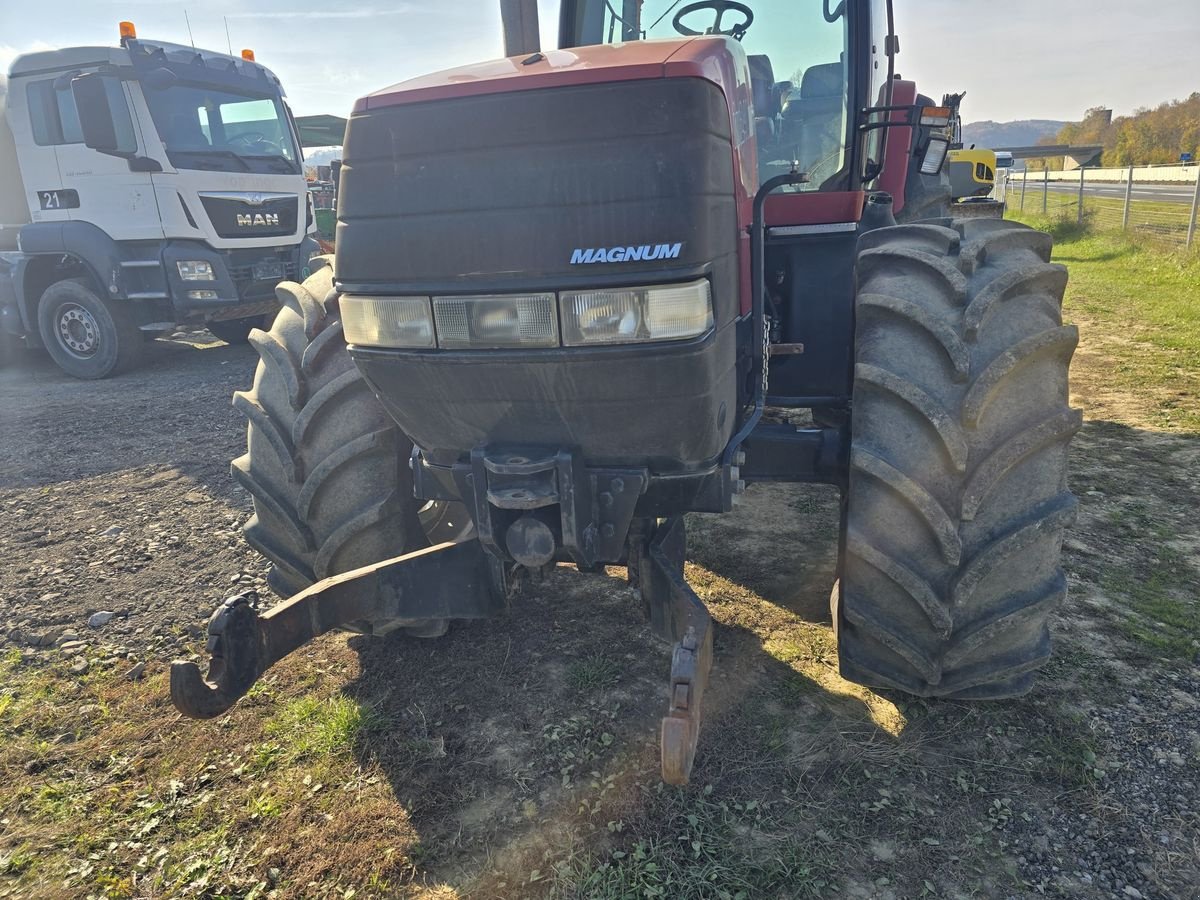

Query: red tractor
173;0;1079;785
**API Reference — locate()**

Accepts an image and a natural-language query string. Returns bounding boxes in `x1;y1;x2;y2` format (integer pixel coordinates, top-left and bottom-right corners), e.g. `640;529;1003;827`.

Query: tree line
1032;93;1200;169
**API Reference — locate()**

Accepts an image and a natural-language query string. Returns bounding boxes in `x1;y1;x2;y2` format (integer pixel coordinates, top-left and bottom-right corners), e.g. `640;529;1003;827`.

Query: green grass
548;790;832;899
1010;210;1200;432
264;694;381;763
565;653;623;693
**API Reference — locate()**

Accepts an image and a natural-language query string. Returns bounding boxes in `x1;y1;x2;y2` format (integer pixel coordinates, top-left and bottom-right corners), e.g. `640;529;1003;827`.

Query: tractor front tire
836;218;1079;698
232;258;468;635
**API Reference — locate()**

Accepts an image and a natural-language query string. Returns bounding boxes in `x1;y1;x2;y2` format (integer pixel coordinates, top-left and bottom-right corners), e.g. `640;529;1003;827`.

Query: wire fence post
1077;166;1085;225
1188;169;1199;249
1020;169;1027;211
1042;168;1048;214
1122;164;1134;231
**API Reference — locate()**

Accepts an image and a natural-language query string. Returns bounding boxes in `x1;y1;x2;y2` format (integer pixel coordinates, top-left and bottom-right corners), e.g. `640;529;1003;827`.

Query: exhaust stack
500;0;540;57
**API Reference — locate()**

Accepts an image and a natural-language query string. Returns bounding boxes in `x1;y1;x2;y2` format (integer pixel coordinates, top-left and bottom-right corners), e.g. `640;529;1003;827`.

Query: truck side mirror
71;73;137;157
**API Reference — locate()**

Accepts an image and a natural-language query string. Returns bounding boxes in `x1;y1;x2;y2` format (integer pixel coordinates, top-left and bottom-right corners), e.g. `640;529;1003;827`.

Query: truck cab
0;24;319;377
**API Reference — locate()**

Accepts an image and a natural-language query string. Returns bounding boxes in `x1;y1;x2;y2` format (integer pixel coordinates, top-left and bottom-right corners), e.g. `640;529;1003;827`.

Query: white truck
0;24;319;377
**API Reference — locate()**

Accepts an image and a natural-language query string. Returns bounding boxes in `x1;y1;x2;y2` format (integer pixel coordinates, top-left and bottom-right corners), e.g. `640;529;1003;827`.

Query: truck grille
199;193;298;239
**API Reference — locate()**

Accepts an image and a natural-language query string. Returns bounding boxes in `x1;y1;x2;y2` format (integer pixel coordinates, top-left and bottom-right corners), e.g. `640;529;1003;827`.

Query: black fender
15;221;126;329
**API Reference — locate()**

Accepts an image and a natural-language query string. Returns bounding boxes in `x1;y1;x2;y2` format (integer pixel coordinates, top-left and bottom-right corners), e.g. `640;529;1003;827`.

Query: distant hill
961;120;1067;149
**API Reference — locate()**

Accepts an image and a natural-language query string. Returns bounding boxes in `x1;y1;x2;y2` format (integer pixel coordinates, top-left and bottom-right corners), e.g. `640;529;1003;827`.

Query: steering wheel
228;132;268;148
672;1;754;40
823;0;846;23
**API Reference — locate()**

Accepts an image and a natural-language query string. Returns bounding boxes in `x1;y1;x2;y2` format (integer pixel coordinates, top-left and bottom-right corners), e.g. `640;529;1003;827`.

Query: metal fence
998;165;1200;249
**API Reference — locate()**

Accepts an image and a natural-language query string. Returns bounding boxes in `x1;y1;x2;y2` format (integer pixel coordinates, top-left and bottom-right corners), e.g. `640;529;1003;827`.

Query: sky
2;0;1197;125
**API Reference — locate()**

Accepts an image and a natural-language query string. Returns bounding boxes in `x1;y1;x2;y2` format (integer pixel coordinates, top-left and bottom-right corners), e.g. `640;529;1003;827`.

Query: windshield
566;1;851;189
143;84;301;175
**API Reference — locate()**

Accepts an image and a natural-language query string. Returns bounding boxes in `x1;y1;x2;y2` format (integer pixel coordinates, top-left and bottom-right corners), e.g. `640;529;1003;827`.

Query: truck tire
835;218;1080;698
37;279;143;379
231;258;470;635
208;315;267;345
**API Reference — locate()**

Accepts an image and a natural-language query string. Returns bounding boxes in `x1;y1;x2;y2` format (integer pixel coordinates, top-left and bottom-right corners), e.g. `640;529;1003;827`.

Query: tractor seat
780;61;847;182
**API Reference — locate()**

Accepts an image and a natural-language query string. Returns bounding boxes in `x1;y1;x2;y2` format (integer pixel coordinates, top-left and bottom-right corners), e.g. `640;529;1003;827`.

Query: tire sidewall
37;280;124;379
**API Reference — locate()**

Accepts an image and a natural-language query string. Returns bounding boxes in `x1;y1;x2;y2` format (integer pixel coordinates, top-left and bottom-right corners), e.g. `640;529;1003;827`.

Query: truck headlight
340;295;435;348
560;279;712;346
177;260;215;281
432;293;557;349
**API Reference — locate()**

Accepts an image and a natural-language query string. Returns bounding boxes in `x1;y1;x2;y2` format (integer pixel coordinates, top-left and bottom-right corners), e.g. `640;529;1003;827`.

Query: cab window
565;1;851;191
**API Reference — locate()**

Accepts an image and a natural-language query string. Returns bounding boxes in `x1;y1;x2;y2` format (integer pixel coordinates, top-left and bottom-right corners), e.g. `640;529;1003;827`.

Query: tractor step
171;518;714;785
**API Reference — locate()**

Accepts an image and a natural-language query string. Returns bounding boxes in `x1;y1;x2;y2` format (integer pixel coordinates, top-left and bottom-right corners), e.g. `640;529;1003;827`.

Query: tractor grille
337;78;737;291
199;194;298;239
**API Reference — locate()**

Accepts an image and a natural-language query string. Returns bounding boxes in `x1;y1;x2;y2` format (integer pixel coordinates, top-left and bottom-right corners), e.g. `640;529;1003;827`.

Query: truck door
10;78;71;230
52;72;164;241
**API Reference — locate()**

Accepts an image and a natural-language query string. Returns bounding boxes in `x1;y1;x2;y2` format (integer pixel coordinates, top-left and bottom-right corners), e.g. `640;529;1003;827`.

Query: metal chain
761;314;772;398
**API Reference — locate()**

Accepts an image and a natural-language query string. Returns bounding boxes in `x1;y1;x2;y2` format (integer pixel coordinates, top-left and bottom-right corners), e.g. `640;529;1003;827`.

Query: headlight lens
341;295;435;348
433;293;557;349
177;260;215;281
920;136;951;176
560;279;712;346
340;279;713;350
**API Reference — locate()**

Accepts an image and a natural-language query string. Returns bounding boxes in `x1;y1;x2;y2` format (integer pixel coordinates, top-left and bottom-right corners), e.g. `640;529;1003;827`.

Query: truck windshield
143;84;301;175
565;1;851;190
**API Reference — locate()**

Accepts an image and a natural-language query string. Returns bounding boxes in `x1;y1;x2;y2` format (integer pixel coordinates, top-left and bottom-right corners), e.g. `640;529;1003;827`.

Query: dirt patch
1;317;1199;898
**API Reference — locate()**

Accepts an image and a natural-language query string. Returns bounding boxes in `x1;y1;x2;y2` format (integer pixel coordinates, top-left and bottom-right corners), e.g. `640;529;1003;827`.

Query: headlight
340;295;435;348
177;260;215;281
920;136;951;176
433;293;557;349
560;279;712;346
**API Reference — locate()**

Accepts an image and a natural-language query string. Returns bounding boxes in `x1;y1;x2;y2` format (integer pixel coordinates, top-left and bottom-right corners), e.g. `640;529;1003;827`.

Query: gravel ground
1;331;1198;898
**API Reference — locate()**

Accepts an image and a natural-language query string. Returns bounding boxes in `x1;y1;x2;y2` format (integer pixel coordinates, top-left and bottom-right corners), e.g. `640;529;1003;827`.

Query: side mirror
71;73;136;157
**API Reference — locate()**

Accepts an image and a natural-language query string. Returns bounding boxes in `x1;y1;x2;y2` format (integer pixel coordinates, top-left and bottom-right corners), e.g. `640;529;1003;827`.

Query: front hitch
171;540;504;718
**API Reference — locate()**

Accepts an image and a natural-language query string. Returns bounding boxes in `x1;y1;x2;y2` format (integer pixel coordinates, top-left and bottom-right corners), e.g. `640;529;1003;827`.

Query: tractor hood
354;38;723;111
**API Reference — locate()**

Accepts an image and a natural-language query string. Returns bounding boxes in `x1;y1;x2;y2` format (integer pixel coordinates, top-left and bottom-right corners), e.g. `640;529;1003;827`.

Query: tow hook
170;539;504;718
172;518;714;785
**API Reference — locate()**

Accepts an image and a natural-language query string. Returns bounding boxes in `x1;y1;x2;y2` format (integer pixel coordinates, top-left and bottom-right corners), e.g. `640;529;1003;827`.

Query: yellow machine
947;147;997;200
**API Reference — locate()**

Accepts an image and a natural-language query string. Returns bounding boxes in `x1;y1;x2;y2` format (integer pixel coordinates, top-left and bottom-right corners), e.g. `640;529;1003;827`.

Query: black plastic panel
764;230;857;403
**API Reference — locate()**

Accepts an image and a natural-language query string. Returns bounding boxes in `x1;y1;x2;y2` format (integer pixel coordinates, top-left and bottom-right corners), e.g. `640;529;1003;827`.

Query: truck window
27;76;135;151
27;80;70;145
143;84;300;174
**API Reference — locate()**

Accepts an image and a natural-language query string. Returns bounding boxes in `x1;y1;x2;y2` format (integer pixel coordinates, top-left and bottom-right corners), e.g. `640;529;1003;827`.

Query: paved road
1012;179;1198;204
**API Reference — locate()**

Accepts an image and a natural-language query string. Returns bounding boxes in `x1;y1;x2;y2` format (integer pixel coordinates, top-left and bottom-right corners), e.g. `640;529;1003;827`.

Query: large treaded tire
835;218;1080;698
232;259;456;631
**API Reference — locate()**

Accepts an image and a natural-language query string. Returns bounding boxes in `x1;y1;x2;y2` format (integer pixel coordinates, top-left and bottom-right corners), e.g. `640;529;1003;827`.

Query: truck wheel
231;259;471;636
207;316;267;345
836;219;1080;698
37;279;143;379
